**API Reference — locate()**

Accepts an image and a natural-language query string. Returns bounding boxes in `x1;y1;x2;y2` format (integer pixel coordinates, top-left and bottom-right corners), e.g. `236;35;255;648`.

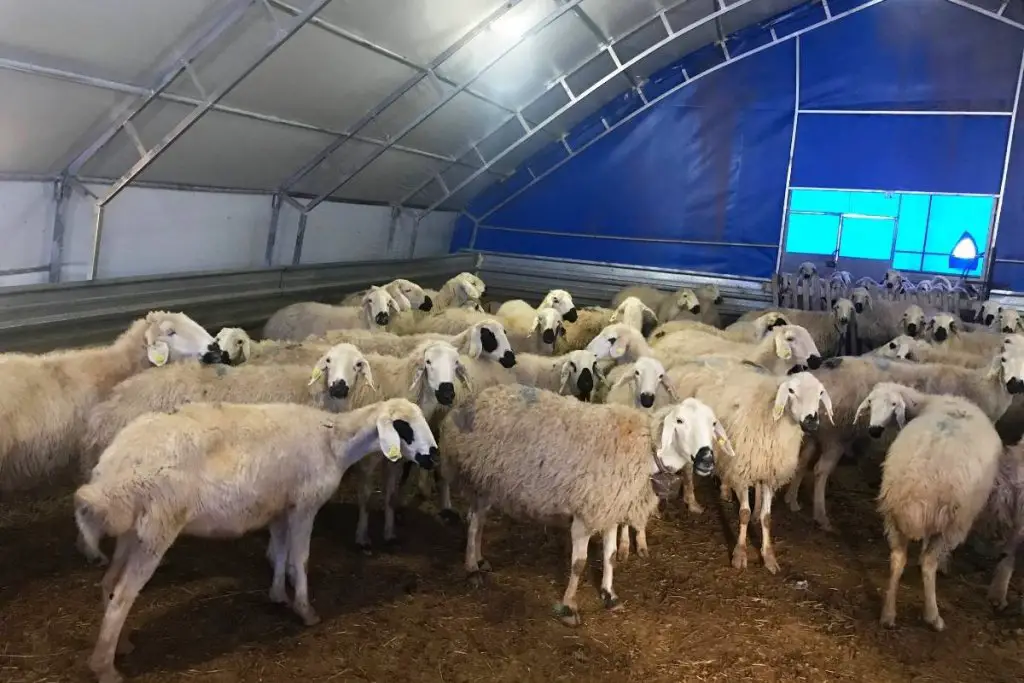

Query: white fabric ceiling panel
523;84;571;124
0;0;222;85
0;70;122;174
328;150;448;204
720;0;806;36
176;17;420;133
359;75;454;145
629;9;720;80
316;0;506;65
542;77;628;138
401;91;513;160
290;138;385;197
579;0;678;40
442;173;501;211
81;100;336;191
445;8;603;111
478;122;559;176
405;177;447;209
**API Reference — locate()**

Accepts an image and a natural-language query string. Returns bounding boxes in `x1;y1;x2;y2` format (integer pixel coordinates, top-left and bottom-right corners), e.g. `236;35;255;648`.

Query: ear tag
308;367;324;386
384;445;402;462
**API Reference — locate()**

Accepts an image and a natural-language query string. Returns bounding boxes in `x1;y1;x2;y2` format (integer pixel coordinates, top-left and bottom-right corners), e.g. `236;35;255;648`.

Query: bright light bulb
489;13;532;39
952;235;977;259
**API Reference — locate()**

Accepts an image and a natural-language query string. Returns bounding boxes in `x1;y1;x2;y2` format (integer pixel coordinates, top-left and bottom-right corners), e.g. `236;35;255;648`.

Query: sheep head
372;398;439;470
309;343;375;402
771;324;822;370
409;341;470;407
925;312;958;343
902;305;926;338
652;398;727;482
558;350;601;401
464;320;516;368
362;286;400;328
142;311;216;366
612;356;678;409
540;289;577;323
854;382;916;438
203;327;252;366
773;373;833;433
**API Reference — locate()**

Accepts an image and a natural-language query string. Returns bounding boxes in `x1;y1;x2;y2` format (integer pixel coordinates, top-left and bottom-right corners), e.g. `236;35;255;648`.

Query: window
784;189;994;278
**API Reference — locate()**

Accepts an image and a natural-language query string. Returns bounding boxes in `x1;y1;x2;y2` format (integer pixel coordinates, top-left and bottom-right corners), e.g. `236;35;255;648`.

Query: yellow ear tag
610;343;624;359
308;367;323;386
773;403;785;420
384;445;402;462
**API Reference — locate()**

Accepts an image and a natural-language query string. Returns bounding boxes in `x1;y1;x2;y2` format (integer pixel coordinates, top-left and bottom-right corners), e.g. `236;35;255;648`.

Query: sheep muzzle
693;446;714;476
639;392;655;408
500;350;516;368
868;425;884;438
564;307;578;323
906;323;918;337
1007;378;1024;394
933;327;948;342
690;304;701;314
419;296;434;312
201;342;229;365
542;328;556;345
328;380;349;399
375;312;390;326
416;446;439;470
800;415;819;433
435;382;456;405
854;302;864;313
576;368;594;398
807;354;822;370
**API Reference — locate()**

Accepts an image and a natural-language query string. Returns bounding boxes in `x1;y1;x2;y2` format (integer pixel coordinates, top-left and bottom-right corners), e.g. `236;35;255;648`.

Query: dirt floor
2;461;1023;683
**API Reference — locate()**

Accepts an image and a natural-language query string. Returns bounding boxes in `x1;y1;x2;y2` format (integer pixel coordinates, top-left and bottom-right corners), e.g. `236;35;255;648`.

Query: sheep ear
361;360;377;392
661;376;680;402
558;361;574;395
467;328;483;359
308;357;327;386
895;400;906;429
773;383;789;421
408;364;426;392
820;390;835;424
376;417;403;462
774;333;793;361
610;338;627;360
147;340;170;367
389;293;405;313
853;396;869;424
712;421;736;459
362;298;374;326
986;355;1002;381
456;360;473;391
656;414;676;460
527;315;540;337
611;369;632;391
460;280;480;303
609;309;620;323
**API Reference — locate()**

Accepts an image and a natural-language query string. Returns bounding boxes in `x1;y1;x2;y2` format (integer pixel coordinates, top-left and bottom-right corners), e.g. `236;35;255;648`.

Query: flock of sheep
3;268;1024;682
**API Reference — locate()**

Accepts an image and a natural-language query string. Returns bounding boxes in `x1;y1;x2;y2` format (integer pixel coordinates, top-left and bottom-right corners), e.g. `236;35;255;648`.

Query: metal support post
265;193;283;266
987;46;1024;285
48;177;69;283
88;202;106;281
292;212;309;266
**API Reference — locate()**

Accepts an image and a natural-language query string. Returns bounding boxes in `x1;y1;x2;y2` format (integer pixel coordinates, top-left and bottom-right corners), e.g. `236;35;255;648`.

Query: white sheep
999;307;1024;334
663;362;833;573
349;341;472;550
422;272;486;310
655;287;701;323
975;300;1002;328
654;324;823;375
75;397;438;683
438;384;730;625
501;306;566;355
496;288;579;324
874;384;1002;631
204;327;253;365
610;284;666;311
339;278;434;312
263;286;400;340
870;335;991;369
510;349;603;401
0;311;214;495
386;305;492;336
320;320;517;369
666;312;789;345
733;300;854;357
924;312;1003;355
556;297;658;352
785;347;1024;531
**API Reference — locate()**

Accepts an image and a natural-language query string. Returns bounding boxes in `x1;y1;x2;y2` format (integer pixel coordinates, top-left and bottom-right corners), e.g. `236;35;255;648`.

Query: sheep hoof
686;502;705;515
616;548;629;563
269;586;289;605
439;508;461;525
924;614;945;632
93;666;124;683
987;589;1008;611
553;603;581;627
636;546;649;559
762;552;780;575
786;498;801;512
731;546;748;570
879;614;896;629
477;559;492;573
600;590;623;611
355;542;373;556
815;517;835;533
296;605;321;627
467;570;485;587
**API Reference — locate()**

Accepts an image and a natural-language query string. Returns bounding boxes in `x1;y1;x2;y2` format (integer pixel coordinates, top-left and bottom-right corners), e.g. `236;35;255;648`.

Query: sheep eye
634;370;640;376
889;342;896;349
355;361;363;368
425;360;432;365
325;359;331;364
788;387;795;394
676;418;683;424
237;340;244;346
608;337;617;345
659;374;664;380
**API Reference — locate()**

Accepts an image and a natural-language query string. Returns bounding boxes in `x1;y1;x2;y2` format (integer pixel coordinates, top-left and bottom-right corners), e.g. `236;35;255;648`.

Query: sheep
610;285;666;311
654;324;823;375
664;362;833;573
924;312;1003;355
734;300;854;357
510;349;602;402
75;397;438;683
655;288;702;323
873;384;1002;631
203;327;253;365
437;384;729;625
556;296;658;353
999;307;1024;334
784;346;1024;531
976;300;1002;328
423;272;485;310
871;335;991;369
349;341;472;550
339;278;434;312
501;306;566;355
320;320;517;368
262;286;400;340
797;261;818;280
386;305;493;336
0;311;214;496
977;443;1024;611
695;311;790;343
496;288;579;323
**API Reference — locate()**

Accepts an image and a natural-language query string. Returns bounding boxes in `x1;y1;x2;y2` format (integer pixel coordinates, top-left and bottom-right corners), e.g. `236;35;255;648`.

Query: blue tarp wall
449;0;1024;290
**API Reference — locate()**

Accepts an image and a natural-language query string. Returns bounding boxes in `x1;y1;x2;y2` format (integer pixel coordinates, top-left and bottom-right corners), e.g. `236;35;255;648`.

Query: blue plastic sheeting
993;110;1024;290
470;227;779;278
791;113;1010;195
450;214;475;252
801;0;1024;111
467;41;796;278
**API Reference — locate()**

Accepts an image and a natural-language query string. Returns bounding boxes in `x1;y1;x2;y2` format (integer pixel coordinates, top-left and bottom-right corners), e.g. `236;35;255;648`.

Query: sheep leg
267;518;290;606
753;486;762;525
732;485;751;570
436;467;460;525
634;525;649;558
758;484;780;574
680;466;704;514
785;439;817;512
600;527;622;610
880;526;909;628
988;526;1024;610
812;442;844;532
616;525;631;563
465;500;491;585
719;479;731;502
382;462;402;545
285;511;320;626
556;517;590;627
920;535;947;631
88;540;168;683
354;459;378;553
